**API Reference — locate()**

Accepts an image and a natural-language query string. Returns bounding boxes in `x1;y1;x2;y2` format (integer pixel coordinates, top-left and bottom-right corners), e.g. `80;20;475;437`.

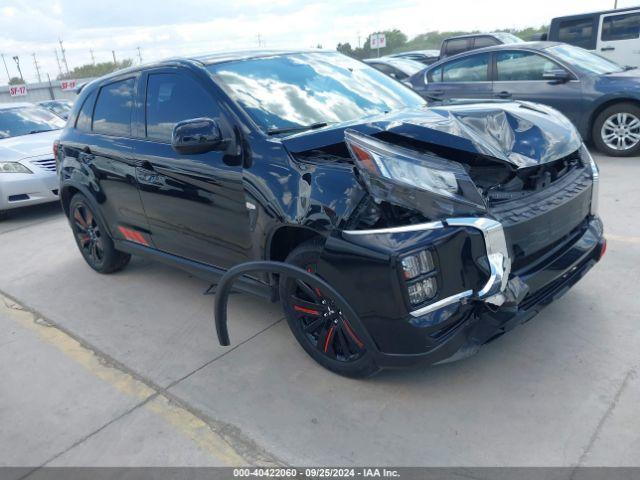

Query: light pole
1;53;10;83
12;55;24;83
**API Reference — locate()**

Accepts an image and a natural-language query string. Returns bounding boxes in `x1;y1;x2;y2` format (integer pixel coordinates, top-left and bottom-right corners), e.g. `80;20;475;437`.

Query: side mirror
543;69;572;83
171;118;224;155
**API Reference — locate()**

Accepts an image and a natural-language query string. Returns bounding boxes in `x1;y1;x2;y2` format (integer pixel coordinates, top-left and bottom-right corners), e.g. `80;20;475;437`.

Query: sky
0;0;639;84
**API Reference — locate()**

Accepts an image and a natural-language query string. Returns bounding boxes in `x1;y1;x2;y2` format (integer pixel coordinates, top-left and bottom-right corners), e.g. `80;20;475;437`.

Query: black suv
57;50;605;377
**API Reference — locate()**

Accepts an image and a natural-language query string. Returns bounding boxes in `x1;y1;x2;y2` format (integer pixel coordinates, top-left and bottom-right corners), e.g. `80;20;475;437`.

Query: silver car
0;103;65;220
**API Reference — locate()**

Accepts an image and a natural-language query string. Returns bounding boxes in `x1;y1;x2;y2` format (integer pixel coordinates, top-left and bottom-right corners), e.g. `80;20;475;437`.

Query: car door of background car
491;50;584;127
68;76;151;241
129;67;251;269
597;10;640;67
421;53;493;101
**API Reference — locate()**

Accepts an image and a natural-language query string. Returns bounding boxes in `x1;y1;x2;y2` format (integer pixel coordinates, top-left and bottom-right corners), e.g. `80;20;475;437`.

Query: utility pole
112;50;117;64
257;33;262;47
136;46;143;64
54;49;63;77
58;39;70;75
1;53;10;83
32;53;42;83
90;49;95;65
12;56;24;83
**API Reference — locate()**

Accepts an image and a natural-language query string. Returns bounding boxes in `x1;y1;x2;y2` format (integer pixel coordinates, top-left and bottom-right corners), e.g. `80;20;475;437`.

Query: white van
548;7;640;67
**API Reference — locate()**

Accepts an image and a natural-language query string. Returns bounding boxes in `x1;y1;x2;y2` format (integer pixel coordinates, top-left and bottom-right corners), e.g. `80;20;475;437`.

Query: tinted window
146;72;219;142
558;18;595;49
207;52;424;133
602;12;640;41
496;51;561;81
92;78;135;137
427;65;443;83
75;91;96;132
442;54;490;82
445;38;469;56
474;36;500;49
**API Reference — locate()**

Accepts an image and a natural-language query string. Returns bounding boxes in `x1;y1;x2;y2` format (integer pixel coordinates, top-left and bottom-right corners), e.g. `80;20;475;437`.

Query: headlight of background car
345;129;486;217
580;143;599;216
401;249;438;307
0;162;33;174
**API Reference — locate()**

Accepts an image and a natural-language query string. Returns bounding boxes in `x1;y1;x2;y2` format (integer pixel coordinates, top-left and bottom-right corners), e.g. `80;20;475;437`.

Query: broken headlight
345;129;486;217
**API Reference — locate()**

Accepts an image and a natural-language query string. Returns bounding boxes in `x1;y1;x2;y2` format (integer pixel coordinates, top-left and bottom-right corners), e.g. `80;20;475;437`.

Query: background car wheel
593;103;640;157
279;240;381;378
69;193;131;274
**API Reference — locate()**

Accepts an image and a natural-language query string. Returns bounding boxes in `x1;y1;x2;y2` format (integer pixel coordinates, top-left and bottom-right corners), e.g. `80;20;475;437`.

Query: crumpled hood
0;129;61;161
282;101;582;168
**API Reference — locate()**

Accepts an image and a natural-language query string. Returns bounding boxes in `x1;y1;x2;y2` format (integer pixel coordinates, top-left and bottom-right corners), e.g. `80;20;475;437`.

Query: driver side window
145;72;220;142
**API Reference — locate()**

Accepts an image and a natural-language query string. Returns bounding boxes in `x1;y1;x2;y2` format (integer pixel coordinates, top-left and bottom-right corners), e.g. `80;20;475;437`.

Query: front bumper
0;172;59;211
319;215;604;368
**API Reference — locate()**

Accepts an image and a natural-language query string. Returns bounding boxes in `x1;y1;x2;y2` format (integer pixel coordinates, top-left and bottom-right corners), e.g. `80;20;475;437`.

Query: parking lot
1;150;638;469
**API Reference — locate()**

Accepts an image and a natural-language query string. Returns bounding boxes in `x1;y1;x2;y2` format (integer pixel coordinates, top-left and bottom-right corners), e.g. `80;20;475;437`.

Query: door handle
601;46;615;51
495;91;512;99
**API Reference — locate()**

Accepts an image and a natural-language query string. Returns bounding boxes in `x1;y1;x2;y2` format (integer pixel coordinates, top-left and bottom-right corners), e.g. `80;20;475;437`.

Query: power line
32;53;42;83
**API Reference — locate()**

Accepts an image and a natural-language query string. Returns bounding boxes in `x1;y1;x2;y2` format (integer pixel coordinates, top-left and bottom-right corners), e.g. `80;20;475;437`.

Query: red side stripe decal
118;226;149;246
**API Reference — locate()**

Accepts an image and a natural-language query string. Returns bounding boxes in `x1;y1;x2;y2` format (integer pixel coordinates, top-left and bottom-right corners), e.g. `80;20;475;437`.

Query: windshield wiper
28;129;55;134
267;122;331;136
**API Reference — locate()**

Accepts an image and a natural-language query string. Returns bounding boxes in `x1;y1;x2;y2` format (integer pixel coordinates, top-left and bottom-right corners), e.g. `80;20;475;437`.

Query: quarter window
473;36;500;49
75;90;97;132
145;72;219;142
602;12;640;41
445;38;469;56
442;54;490;82
496;51;562;81
557;18;595;49
92;78;135;137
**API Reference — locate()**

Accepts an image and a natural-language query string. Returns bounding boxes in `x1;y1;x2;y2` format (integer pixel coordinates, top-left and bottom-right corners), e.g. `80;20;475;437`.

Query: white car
0;103;65;220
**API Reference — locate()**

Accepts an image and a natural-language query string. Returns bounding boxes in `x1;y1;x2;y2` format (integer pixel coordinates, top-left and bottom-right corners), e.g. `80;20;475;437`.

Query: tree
8;77;24;85
337;42;354;57
58;59;134;80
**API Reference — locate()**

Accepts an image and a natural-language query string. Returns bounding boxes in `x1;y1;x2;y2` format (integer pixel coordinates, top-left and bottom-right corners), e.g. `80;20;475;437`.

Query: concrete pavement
0;152;638;468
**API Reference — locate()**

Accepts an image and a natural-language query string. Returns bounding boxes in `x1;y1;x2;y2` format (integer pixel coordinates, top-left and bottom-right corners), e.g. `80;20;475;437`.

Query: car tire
279;240;381;378
68;193;131;274
592;103;640;157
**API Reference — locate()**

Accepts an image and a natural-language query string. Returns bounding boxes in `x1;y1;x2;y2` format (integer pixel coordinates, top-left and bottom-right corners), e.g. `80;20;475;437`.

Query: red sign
9;85;27;97
60;79;77;91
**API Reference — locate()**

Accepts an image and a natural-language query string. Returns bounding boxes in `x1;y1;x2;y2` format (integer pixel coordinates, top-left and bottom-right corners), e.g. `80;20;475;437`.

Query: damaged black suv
57;51;605;377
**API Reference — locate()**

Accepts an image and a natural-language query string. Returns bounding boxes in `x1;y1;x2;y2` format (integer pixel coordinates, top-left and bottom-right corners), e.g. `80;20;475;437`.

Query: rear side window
473;36;500;49
496;51;561;81
557;18;595;49
442;54;490;82
92;78;135;137
602;12;640;41
75;90;97;132
145;72;219;142
445;38;469;56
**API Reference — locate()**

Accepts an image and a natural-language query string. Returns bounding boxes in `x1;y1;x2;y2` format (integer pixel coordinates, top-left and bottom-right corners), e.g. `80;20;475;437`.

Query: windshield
493;32;525;44
0;105;66;139
207;52;425;134
386;58;425;75
547;44;624;75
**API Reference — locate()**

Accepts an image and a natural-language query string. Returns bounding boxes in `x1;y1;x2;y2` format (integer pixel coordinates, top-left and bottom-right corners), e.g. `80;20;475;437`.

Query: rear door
68;76;150;243
597;10;640;67
421;52;493;101
129;67;251;269
491;50;584;126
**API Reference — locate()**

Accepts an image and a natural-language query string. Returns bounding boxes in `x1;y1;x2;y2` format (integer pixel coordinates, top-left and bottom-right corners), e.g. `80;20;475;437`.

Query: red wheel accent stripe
342;320;364;348
293;305;320;316
324;326;335;353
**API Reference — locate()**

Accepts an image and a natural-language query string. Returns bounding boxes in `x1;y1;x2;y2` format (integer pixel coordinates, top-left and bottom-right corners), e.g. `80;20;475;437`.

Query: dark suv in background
56;50;604;377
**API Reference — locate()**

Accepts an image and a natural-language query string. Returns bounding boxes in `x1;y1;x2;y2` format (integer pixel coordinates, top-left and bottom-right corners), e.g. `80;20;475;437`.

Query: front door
131;68;251;269
597;10;640;67
491;50;584;127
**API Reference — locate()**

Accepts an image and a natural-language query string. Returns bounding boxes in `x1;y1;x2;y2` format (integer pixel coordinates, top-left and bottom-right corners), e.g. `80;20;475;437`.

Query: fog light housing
401;249;435;279
407;277;437;306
